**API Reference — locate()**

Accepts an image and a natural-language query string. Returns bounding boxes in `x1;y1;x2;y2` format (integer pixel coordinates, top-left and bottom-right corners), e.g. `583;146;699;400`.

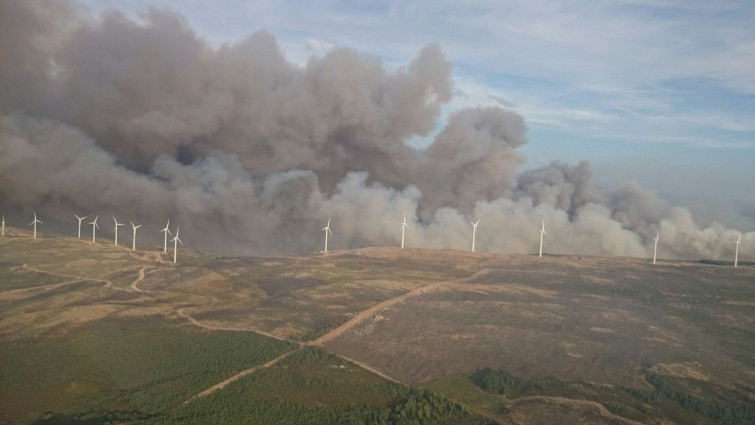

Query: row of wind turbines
79;215;183;263
1;212;744;267
321;214;745;267
1;213;184;264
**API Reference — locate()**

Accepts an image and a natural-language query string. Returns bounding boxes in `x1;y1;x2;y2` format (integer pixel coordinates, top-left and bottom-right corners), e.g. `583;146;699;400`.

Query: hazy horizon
0;0;753;260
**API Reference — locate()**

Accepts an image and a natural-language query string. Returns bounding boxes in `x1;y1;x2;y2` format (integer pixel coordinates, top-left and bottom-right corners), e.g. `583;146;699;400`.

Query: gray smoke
1;0;752;260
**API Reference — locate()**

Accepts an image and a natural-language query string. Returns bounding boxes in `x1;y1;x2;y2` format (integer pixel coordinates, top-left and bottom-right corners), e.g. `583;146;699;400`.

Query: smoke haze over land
0;0;752;259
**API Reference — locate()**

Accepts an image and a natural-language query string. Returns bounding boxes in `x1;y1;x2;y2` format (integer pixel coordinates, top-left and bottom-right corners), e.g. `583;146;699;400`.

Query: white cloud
305;38;335;53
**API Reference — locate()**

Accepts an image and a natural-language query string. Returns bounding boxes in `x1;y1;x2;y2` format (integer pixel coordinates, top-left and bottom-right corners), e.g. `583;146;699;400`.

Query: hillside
1;228;753;424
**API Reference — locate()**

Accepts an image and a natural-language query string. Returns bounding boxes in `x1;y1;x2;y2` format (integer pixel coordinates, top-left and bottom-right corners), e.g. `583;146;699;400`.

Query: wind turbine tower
322;217;333;253
171;226;183;263
112;217;124;246
89;215;100;243
734;235;741;268
30;212;42;239
653;231;659;265
75;214;87;239
401;213;408;249
160;219;172;253
471;219;480;252
1;216;4;237
130;221;142;251
539;220;547;258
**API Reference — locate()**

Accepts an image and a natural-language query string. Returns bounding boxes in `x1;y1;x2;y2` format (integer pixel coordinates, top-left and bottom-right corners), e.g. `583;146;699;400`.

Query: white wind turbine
160;219;172;253
1;216;4;237
539;220;547;258
89;215;100;243
400;213;409;249
322;217;333;253
653;231;659;265
29;212;42;239
171;226;183;263
471;219;480;252
130;221;142;251
734;235;741;268
75;214;87;239
112;217;124;246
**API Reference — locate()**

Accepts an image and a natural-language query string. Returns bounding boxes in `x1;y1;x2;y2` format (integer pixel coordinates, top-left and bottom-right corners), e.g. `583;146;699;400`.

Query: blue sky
82;0;755;228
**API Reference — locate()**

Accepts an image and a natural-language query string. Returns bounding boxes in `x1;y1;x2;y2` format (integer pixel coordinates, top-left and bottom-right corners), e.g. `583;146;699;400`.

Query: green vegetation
622;374;755;425
467;367;755;425
471;368;567;398
156;346;497;425
0;320;297;424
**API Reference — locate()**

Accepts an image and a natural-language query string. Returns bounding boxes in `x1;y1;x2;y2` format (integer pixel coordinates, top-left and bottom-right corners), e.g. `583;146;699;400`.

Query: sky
78;0;755;229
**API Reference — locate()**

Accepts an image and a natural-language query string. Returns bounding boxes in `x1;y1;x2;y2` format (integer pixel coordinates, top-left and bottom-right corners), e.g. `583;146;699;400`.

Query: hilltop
1;228;753;424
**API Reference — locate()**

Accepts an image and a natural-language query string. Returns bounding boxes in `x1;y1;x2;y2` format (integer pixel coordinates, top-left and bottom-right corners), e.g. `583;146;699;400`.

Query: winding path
511;396;645;425
129;267;147;292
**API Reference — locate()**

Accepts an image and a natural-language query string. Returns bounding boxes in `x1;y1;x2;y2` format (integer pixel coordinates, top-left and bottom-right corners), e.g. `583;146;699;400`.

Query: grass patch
159;346;498;425
0;319;297;424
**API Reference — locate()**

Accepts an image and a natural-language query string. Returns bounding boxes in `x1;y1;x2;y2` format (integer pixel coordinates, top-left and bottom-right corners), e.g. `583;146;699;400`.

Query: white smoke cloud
0;0;751;260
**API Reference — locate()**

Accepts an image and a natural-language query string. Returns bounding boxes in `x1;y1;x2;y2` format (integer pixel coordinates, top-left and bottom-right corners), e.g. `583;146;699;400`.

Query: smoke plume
0;0;752;260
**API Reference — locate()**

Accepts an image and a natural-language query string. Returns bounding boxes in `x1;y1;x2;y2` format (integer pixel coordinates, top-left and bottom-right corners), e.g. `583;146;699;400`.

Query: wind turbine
322;217;333;253
75;214;87;239
539;220;547;258
734;235;741;268
652;231;659;265
89;215;100;243
471;219;480;252
400;213;409;249
171;226;183;263
160;219;172;253
29;212;42;239
1;216;4;237
112;217;124;246
130;221;142;251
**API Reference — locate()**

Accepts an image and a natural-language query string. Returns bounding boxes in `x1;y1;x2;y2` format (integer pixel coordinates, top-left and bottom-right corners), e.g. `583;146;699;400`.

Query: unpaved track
184;349;299;403
129;267;148;292
310;281;447;346
175;307;288;343
0;279;84;297
21;263;118;289
511;396;645;425
311;268;490;347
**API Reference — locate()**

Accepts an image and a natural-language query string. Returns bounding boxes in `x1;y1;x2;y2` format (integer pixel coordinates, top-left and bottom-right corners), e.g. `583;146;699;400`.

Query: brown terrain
1;227;753;424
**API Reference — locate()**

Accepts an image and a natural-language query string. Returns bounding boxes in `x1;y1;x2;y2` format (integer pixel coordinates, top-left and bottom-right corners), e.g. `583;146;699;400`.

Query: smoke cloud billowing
1;0;752;260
